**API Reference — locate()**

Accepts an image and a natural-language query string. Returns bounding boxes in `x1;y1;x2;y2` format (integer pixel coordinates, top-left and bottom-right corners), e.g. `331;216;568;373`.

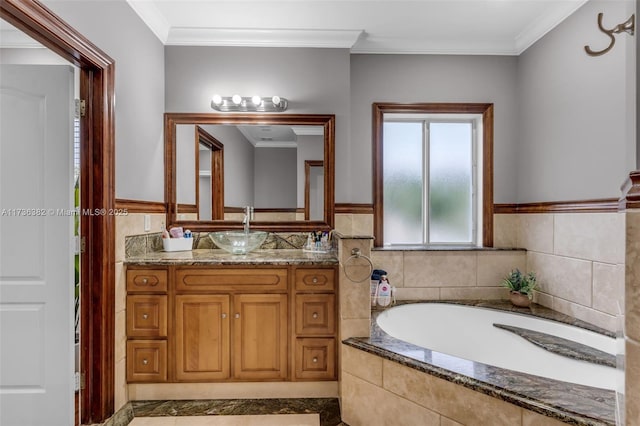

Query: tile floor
129;414;320;426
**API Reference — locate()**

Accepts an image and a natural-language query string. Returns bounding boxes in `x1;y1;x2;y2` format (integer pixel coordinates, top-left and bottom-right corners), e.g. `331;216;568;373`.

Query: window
373;103;494;247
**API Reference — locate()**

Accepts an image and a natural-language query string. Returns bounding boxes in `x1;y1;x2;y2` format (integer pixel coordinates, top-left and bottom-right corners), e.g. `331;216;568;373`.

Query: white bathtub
375;303;622;390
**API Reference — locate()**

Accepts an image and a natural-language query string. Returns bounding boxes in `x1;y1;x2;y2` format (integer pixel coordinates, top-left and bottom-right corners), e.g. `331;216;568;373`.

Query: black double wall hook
585;12;635;57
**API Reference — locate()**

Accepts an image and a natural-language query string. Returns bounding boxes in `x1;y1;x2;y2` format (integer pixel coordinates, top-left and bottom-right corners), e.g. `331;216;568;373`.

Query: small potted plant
502;269;537;307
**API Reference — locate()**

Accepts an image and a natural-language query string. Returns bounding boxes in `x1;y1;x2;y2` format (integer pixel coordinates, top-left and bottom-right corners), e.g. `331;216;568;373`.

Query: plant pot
509;291;531;307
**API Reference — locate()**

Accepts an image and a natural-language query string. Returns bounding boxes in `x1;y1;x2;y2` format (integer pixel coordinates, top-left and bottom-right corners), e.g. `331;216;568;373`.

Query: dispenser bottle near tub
376;275;392;307
370;269;387;307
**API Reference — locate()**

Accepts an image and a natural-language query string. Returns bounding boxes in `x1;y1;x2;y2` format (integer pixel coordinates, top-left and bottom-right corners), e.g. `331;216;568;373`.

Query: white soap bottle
376;275;392;307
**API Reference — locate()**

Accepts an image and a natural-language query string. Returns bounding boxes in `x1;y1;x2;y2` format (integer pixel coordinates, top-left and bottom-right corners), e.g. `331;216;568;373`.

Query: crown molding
166;27;363;48
126;0;170;43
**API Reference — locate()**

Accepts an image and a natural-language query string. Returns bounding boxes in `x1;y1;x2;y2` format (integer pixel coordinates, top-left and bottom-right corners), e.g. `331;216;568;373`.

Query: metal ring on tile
343;248;373;283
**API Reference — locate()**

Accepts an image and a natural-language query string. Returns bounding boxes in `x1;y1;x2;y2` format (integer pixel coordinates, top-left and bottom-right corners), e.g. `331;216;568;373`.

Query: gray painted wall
164;46;352;202
350;54;520;203
254;147;297;208
203;125;254;207
516;0;635;202
43;0;165;202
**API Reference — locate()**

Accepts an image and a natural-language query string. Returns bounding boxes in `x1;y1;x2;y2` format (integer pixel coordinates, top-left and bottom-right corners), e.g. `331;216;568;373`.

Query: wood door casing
175;295;230;381
233;294;288;380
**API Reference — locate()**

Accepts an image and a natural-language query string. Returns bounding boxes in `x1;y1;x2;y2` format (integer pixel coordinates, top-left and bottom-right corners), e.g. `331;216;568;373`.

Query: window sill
373;245;525;252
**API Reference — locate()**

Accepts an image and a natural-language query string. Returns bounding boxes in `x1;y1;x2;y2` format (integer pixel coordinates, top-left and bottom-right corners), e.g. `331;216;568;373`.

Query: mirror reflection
165;113;335;232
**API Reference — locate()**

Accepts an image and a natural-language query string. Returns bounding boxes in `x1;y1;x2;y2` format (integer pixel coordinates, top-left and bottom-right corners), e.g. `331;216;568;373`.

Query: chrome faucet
243;206;254;233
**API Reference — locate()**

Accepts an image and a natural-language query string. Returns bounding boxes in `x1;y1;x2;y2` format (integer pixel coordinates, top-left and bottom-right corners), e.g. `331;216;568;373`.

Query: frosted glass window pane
383;122;423;244
429;122;472;243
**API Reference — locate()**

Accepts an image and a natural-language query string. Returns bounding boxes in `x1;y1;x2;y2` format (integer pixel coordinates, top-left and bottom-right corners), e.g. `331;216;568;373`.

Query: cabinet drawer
127;295;167;337
295;268;335;292
127;340;167;382
295;294;335;335
126;269;167;293
176;268;288;292
295;338;336;380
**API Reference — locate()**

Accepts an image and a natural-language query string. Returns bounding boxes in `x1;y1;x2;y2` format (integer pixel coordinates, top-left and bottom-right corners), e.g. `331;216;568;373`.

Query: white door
0;65;75;425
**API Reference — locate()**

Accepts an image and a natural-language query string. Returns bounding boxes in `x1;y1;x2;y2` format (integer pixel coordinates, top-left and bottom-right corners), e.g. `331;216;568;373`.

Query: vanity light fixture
211;94;288;112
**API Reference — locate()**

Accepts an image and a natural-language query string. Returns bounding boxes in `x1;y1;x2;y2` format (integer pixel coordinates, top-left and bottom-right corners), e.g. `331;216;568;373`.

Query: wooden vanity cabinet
126;263;337;384
293;267;338;380
174;266;289;381
126;267;169;383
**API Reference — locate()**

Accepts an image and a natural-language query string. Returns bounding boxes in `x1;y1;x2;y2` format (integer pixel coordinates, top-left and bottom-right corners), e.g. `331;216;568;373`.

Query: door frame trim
0;0;116;423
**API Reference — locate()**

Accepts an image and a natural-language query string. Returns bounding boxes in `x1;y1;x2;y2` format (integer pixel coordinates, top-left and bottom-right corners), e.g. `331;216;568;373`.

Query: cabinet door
175;295;230;381
233;294;288;380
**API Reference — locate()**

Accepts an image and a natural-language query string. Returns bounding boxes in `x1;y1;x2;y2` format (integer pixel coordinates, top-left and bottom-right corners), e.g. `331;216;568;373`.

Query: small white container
162;237;193;252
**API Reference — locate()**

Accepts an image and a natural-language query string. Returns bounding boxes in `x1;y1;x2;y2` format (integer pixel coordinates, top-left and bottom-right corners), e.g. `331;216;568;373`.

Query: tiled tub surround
342;300;617;426
493;212;625;333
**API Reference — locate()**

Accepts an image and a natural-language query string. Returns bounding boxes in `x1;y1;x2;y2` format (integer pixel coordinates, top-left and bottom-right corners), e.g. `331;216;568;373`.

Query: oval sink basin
209;230;268;255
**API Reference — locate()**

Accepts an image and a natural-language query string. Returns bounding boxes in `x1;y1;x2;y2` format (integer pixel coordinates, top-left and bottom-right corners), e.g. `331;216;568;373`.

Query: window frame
372;103;494;248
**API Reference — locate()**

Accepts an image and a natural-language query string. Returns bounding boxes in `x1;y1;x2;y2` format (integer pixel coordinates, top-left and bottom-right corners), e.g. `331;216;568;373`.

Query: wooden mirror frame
165;113;335;232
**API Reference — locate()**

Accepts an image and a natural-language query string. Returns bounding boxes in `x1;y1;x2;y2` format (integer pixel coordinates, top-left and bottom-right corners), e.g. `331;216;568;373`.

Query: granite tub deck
343;300;618;426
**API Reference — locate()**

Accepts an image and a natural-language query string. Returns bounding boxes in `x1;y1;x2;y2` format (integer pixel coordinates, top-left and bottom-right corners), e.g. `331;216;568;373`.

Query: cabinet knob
312;312;319;319
235;313;240;319
221;313;227;319
312;357;318;363
142;359;149;365
142;278;148;284
142;313;148;320
312;277;318;283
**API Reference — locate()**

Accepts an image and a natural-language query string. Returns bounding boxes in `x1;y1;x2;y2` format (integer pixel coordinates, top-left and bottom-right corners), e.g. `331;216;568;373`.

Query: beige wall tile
339;269;371;319
517;214;554;254
342;345;383;386
493;214;519;248
371;251;403;286
626;338;640;426
341;372;440;426
522;410;569;426
339;319;371;340
553;298;617;332
334;214;353;235
626;211;640;342
527;252;592;306
554;213;624;264
351;214;374;237
532;290;554;308
592;262;625;316
477;251;526;287
115;261;126;313
382;360;521;425
440;286;508;300
440;417;464;426
115;310;126;362
394;287;441;300
130;418;176;426
114;357;128;412
404;252;476;287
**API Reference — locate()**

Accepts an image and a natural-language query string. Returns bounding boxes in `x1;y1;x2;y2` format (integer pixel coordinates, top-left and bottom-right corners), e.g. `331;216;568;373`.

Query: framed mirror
165;113;335;232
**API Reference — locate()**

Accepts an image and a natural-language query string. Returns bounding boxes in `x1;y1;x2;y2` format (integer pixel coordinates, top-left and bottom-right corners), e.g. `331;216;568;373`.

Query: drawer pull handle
312;357;318;363
221;313;227;319
235;313;240;319
142;359;149;365
142;278;148;284
312;312;319;319
312;277;318;283
142;313;148;320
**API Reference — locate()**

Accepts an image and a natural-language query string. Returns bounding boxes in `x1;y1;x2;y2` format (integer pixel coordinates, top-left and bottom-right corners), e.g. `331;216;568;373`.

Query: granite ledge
347;300;618;426
125;249;339;266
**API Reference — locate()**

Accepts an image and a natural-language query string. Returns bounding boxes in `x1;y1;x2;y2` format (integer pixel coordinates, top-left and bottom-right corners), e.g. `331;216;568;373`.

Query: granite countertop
343;300;619;426
125;248;339;266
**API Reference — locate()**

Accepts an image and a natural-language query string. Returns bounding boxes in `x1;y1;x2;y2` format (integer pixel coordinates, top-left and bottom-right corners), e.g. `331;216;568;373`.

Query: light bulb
232;94;242;105
212;94;222;105
271;95;281;105
251;95;261;106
